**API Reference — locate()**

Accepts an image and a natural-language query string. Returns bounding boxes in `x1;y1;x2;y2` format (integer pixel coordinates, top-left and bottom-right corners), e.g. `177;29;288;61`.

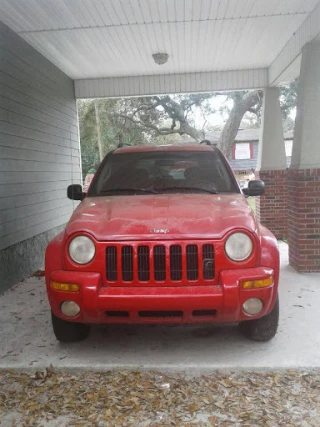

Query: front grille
138;246;149;281
104;309;217;319
106;246;117;281
139;310;183;318
203;244;215;280
105;242;215;285
170;245;182;280
154;245;166;281
122;246;133;281
186;244;198;280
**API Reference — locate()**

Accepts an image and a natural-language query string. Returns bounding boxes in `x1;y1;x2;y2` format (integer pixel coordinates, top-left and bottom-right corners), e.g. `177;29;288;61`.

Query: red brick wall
256;170;288;240
288;168;320;272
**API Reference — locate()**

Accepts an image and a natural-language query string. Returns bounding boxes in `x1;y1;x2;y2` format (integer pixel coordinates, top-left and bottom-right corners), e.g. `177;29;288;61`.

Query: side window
95;164;112;194
215;160;232;192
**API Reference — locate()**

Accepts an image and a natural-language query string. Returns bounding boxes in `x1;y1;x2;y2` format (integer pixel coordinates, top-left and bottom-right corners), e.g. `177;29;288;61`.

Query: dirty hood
65;194;258;241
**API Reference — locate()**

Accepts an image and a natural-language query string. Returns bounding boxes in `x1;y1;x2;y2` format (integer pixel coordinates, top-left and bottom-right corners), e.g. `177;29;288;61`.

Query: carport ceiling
1;0;320;96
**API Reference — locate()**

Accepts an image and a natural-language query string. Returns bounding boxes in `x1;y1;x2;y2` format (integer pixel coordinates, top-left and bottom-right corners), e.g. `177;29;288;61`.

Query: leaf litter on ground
0;368;319;426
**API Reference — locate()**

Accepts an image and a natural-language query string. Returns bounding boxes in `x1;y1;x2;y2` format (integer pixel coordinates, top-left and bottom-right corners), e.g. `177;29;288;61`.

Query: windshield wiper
100;188;158;194
156;186;218;194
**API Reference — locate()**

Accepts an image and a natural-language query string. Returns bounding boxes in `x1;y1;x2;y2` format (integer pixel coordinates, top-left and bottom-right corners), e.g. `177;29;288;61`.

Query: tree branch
117;114;181;135
132;101;161;116
218;90;263;158
248;106;260;115
154;96;185;121
117;94;210;142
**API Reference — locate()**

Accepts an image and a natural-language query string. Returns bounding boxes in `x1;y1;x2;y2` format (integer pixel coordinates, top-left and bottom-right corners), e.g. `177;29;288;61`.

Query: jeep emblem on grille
150;229;169;233
203;259;214;270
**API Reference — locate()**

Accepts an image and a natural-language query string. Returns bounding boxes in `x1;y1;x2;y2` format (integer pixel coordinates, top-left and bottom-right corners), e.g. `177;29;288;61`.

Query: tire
239;295;279;342
51;311;90;342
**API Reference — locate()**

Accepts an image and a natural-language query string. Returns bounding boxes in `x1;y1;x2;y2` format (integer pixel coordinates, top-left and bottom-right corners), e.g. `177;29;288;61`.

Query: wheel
51;311;90;342
239;295;279;342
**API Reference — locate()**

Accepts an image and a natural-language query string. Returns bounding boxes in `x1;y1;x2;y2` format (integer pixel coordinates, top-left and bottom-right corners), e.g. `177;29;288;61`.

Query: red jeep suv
45;143;279;342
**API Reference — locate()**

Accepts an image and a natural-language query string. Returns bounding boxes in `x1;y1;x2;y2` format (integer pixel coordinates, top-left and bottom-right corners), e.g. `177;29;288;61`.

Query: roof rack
200;139;218;147
117;142;132;148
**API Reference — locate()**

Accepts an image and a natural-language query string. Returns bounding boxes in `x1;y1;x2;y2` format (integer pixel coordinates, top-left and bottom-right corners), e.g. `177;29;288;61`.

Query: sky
192;94;297;129
193;95;233;128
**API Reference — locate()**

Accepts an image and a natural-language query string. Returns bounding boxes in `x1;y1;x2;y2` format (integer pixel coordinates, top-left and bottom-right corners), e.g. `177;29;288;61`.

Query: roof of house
180;128;294;144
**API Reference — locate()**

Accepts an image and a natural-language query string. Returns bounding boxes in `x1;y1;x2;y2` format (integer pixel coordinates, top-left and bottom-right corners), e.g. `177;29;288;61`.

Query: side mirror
67;184;84;200
243;180;265;197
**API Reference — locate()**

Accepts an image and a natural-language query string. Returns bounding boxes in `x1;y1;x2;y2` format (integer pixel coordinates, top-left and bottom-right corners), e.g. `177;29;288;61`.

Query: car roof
114;143;216;154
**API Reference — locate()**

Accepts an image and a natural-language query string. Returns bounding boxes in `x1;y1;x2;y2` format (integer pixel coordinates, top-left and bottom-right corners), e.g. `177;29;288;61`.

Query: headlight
225;232;253;262
68;235;95;264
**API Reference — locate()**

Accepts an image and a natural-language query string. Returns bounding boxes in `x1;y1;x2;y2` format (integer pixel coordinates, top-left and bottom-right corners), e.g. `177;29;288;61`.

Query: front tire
239;295;279;342
51;311;90;342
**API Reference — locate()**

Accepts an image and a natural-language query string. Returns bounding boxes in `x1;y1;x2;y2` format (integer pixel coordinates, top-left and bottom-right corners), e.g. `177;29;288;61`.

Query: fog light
61;301;80;317
242;298;263;315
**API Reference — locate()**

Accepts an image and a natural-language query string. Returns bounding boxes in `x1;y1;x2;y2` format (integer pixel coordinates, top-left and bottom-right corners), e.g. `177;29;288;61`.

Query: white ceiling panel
6;14;308;79
0;0;319;82
1;0;318;30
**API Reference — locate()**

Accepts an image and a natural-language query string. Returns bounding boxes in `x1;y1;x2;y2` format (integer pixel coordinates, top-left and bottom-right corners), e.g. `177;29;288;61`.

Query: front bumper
47;267;277;324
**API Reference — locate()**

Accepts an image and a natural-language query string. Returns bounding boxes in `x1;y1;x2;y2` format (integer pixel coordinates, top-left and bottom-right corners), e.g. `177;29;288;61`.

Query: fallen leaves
0;369;319;426
31;270;45;277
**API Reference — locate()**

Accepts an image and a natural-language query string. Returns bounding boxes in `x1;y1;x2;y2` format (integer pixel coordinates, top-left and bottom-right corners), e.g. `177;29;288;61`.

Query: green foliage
78;98;153;177
78;95;215;177
279;79;299;119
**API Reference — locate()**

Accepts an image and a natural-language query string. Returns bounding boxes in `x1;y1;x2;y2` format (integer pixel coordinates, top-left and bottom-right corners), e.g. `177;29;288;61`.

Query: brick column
255;87;287;240
287;43;320;272
256;170;288;240
288;169;320;272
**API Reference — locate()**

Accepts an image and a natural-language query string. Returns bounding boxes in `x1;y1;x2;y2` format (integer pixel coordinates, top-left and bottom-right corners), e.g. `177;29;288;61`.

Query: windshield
88;150;239;196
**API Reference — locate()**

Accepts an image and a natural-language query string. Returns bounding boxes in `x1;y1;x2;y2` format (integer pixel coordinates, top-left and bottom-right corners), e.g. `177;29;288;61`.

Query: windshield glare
88;150;239;196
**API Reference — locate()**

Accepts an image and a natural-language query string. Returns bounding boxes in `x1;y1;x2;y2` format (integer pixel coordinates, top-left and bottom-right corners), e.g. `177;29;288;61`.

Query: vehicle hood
65;194;258;241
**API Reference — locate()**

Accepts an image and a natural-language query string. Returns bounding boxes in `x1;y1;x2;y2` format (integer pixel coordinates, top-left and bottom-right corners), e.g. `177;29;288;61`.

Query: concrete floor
0;242;319;372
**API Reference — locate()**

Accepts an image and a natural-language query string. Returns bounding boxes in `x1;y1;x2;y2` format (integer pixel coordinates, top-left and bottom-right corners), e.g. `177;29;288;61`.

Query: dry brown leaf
0;369;319;427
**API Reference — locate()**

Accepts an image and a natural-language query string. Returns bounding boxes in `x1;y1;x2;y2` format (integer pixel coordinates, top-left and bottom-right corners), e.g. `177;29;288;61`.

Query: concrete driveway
1;242;319;372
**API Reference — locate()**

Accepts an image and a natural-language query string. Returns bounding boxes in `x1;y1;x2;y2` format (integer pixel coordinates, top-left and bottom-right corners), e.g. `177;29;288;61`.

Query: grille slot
138;246;150;281
186;244;198;280
106;242;215;284
170;245;182;280
106;246;117;281
106;311;129;318
139;310;183;318
122;246;133;281
203;244;215;279
192;309;216;317
154;245;166;281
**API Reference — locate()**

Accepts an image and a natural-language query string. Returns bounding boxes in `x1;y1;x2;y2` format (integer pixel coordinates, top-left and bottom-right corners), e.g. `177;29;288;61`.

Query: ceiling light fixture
152;53;169;65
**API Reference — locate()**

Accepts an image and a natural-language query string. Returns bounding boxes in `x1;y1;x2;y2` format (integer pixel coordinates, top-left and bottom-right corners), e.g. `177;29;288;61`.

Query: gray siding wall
228;141;259;171
0;22;81;289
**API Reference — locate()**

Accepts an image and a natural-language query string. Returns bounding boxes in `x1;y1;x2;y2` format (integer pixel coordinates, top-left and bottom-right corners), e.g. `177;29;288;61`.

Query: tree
215;90;262;158
78;98;153;177
78;81;297;177
117;93;213;142
115;92;263;158
279;79;298;119
94;101;104;162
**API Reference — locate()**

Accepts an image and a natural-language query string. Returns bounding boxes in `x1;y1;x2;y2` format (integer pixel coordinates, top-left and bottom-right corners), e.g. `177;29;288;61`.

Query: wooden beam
74;69;268;99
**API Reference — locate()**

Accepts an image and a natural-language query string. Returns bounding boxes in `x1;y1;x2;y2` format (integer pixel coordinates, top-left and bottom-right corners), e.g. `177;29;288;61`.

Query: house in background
221;129;292;174
181;128;293;174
